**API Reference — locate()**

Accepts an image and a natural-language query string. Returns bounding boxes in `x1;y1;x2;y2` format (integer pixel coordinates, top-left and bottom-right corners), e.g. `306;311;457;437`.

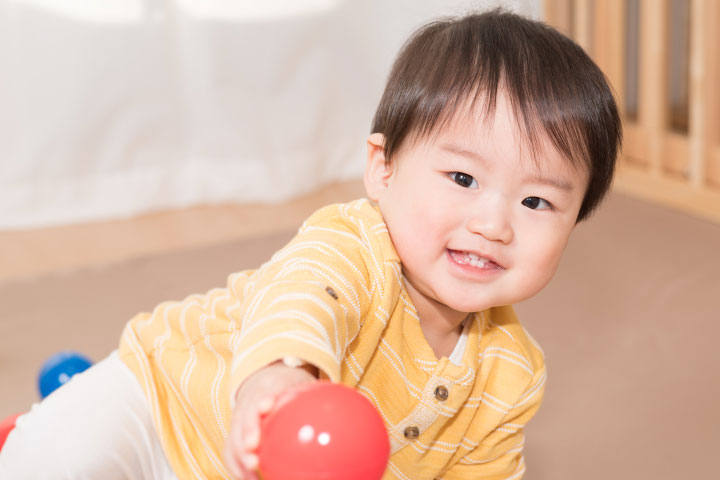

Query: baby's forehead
424;100;585;174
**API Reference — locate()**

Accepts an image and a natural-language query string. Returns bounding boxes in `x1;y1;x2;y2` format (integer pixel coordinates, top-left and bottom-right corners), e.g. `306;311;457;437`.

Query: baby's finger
236;452;260;480
256;396;275;415
243;395;274;451
243;425;260;451
224;440;260;480
242;453;259;471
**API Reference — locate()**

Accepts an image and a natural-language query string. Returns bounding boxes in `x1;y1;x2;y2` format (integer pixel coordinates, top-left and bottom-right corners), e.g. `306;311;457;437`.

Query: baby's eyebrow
439;142;575;193
525;174;575;192
439;143;489;167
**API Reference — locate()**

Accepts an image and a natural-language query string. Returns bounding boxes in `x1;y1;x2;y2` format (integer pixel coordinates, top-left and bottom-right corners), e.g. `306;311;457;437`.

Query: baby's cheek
528;244;565;288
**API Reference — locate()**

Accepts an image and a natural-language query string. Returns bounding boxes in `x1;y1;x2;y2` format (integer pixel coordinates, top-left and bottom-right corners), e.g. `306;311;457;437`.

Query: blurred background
0;0;539;230
1;0;718;478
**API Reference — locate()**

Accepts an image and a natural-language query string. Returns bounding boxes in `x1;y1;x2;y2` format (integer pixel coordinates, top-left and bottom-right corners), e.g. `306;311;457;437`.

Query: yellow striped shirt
118;198;546;479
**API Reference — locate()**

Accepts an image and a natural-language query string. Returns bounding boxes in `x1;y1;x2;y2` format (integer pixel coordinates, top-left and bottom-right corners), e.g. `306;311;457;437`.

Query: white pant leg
0;351;177;480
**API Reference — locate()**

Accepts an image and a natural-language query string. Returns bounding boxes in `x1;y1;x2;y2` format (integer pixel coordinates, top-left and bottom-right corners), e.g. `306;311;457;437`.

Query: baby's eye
449;172;478;189
522;197;552;210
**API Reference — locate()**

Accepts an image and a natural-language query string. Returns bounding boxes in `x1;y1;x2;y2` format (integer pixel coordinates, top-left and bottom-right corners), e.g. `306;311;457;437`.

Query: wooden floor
0;179;366;284
1;183;719;478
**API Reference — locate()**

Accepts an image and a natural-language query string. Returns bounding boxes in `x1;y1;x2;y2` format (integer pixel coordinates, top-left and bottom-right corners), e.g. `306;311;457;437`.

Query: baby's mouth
448;249;503;269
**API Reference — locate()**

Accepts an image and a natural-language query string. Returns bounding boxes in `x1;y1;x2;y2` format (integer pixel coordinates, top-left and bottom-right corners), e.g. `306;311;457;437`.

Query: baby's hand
223;360;318;480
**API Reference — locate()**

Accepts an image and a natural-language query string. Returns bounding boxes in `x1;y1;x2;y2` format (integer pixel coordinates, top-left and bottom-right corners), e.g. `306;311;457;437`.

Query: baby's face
366;92;589;320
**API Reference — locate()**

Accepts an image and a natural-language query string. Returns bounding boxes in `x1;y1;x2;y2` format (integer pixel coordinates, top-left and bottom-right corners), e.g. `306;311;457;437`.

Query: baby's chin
441;290;535;314
440;296;496;315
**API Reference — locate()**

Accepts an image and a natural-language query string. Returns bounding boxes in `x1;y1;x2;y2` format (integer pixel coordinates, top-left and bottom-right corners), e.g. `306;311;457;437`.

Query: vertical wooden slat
703;1;720;188
712;150;720;187
593;0;625;172
572;0;594;54
592;0;624;102
641;0;668;175
543;0;573;37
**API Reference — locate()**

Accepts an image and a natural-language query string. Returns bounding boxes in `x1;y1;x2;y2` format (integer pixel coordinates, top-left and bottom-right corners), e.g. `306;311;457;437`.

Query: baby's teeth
469;256;487;267
461;251;488;267
452;250;491;267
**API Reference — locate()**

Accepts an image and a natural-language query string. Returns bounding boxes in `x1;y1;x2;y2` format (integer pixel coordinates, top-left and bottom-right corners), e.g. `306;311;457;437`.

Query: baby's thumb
244;396;274;450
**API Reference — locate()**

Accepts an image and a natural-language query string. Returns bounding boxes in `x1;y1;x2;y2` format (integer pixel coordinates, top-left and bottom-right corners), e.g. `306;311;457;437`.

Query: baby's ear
364;133;394;201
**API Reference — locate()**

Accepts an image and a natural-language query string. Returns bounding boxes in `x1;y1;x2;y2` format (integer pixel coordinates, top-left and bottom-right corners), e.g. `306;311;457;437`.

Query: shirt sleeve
228;206;378;403
439;365;547;480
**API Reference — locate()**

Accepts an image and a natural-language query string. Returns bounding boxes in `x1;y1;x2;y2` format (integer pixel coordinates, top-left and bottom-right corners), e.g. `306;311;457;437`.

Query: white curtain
0;0;540;229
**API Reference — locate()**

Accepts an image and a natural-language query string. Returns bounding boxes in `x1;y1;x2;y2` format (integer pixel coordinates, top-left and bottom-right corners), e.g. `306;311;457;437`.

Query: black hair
371;9;622;222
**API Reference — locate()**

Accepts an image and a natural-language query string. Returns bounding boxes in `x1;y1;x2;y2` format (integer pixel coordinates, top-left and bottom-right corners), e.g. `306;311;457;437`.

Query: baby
0;9;621;480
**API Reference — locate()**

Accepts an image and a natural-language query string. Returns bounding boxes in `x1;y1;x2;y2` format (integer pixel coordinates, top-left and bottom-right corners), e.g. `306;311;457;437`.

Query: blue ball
38;351;93;399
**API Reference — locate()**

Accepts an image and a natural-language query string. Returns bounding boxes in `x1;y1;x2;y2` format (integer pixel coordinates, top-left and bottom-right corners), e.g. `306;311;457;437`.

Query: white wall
0;0;540;229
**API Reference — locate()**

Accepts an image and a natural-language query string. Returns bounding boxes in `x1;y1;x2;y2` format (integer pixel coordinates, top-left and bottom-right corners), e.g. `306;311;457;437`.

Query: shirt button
325;286;338;300
403;426;420;439
434;385;449;401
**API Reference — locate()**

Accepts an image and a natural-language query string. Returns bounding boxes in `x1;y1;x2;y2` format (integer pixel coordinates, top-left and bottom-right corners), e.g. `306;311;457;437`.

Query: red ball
258;381;390;480
0;412;23;452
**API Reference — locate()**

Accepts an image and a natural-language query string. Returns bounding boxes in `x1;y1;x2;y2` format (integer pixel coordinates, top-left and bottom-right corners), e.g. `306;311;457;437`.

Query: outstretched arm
222;203;382;478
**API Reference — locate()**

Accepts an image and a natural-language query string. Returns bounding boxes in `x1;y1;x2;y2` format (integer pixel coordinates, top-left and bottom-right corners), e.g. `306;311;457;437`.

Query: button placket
389;376;457;453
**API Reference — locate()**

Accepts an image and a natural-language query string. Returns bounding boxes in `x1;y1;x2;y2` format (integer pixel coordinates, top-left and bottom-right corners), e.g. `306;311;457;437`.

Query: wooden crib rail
544;0;720;223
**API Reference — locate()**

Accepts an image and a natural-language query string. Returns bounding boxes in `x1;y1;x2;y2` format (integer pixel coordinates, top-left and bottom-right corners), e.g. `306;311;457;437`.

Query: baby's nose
465;202;513;244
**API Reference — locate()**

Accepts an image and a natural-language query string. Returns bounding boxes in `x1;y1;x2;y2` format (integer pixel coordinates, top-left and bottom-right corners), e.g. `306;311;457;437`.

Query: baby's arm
221;203;378;479
223;360;319;480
